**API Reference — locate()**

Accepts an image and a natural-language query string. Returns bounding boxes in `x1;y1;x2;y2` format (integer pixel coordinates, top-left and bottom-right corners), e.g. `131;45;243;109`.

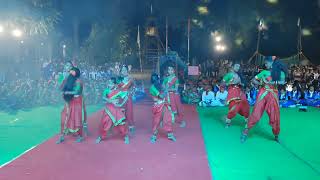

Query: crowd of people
1;57;319;115
0;59;145;114
182;61;320;108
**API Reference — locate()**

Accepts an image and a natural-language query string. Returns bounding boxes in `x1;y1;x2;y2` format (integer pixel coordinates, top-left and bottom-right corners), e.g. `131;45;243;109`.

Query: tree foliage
80;21;133;64
0;0;60;35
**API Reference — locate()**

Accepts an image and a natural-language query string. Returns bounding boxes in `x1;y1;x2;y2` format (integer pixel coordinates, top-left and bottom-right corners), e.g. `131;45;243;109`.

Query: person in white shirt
199;86;215;107
211;86;228;106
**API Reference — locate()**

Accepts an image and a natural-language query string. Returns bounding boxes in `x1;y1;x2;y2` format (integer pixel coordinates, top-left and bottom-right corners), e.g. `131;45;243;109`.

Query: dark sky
54;0;320;63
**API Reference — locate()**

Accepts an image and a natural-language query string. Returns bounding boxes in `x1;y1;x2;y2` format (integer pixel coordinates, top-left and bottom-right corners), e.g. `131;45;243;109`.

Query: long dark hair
269;57;288;81
63;67;80;102
151;73;161;91
110;77;117;85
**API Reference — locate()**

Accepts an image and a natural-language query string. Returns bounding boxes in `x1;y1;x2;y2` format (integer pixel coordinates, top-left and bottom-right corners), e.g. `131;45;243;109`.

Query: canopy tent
248;52;312;66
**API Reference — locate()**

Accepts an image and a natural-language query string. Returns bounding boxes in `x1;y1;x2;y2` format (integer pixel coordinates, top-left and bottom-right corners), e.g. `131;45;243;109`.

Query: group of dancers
55;55;287;144
222;56;287;142
56;62;186;144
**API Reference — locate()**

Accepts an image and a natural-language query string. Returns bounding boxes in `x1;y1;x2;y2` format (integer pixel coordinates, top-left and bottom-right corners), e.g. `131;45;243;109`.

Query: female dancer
241;56;287;143
57;67;87;144
96;77;129;144
118;65;135;133
150;73;176;143
163;65;186;128
222;63;250;128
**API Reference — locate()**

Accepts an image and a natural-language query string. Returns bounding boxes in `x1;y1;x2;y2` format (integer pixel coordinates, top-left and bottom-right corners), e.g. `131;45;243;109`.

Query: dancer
57;61;73;87
222;63;250;128
163;65;186;128
96;77;130;144
118;65;135;133
241;56;287;143
149;73;176;143
57;67;87;144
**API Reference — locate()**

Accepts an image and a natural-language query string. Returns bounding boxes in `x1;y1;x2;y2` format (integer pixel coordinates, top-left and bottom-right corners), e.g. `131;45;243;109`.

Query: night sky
13;0;320;63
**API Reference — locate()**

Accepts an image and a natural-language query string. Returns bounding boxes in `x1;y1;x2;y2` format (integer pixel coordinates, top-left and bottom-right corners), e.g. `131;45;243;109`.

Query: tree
80;21;133;65
0;0;60;36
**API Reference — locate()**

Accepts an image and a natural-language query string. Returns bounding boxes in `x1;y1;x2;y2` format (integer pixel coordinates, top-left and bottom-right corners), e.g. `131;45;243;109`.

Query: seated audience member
199;86;215;107
182;85;200;104
301;86;319;107
287;85;301;106
279;88;295;108
211;85;228;106
211;80;220;93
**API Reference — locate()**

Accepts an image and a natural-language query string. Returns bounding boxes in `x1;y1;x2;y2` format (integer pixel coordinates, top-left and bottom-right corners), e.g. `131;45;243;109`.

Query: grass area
0;105;101;166
198;106;320;180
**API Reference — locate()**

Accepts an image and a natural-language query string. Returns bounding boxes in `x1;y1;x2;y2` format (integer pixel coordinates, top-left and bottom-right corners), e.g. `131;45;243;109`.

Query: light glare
215;36;222;42
267;0;278;4
197;6;209;15
302;28;312;36
215;44;226;52
12;29;23;37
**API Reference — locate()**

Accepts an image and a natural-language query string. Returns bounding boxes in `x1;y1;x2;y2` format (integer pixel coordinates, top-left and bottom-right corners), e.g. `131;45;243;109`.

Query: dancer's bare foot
241;128;249;143
129;126;136;135
225;118;231;128
179;120;186;128
150;135;157;144
167;133;176;142
124;135;130;144
95;136;102;144
75;136;83;143
56;135;65;144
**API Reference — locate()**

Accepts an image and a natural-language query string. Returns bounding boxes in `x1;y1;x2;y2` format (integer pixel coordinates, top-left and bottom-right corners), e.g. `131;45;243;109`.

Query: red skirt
226;85;247;104
98;104;128;139
226;85;250;119
168;92;184;123
124;95;134;126
61;96;86;136
152;102;174;133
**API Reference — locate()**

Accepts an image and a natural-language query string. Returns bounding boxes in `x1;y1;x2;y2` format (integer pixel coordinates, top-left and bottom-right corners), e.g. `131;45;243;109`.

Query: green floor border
0;105;102;166
197;106;320;180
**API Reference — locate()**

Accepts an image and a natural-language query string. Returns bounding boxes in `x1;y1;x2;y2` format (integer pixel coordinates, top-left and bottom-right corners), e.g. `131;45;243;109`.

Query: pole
166;16;168;54
298;18;302;62
137;26;143;73
256;29;261;53
187;18;190;65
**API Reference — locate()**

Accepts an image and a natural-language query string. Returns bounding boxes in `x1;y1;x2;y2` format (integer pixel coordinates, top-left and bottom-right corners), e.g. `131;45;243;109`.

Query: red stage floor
0;100;212;180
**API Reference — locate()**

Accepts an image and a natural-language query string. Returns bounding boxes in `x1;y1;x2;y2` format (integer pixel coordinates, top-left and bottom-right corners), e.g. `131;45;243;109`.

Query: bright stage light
20;40;24;44
197;6;209;15
302;28;312;36
267;0;278;4
215;36;222;42
12;29;23;37
215;44;226;52
215;45;221;51
63;44;66;48
0;25;4;33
